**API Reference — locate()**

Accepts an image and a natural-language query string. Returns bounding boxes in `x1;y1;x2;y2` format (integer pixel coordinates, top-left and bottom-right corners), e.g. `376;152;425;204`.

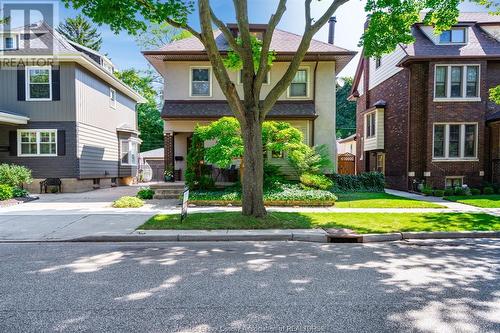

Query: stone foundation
23;177;130;194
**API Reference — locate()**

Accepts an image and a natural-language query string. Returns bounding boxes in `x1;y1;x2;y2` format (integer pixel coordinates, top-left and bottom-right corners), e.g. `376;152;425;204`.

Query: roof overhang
397;55;500;67
0;110;29;125
0;55;147;103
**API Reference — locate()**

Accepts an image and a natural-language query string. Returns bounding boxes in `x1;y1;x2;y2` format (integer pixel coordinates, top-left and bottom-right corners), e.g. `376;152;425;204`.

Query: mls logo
0;0;59;58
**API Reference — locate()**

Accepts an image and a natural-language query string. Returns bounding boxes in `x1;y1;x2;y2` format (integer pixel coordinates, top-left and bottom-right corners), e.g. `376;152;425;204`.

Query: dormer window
439;27;466;44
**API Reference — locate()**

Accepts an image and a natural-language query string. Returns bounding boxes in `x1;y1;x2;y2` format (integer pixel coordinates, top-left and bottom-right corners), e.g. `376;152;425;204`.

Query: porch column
164;132;174;174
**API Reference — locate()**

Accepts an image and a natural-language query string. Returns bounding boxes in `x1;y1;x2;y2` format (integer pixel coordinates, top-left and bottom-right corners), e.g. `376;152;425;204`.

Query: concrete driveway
0;185;180;241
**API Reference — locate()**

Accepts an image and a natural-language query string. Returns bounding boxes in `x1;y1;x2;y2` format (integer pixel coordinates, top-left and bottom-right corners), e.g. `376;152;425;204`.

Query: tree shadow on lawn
4;240;499;332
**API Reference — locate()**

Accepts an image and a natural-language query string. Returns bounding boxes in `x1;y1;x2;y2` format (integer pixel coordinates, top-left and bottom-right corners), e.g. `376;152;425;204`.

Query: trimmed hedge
189;184;337;207
331;172;385;192
299;173;333;190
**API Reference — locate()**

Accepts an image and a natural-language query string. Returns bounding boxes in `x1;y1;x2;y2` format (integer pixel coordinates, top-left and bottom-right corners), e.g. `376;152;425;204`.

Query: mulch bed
188;199;335;207
0;196;39;208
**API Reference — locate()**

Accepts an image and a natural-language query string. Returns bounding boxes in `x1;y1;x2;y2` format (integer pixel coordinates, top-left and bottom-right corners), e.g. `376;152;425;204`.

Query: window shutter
52;66;61;101
17;66;25;101
9;131;17;156
57;130;66;156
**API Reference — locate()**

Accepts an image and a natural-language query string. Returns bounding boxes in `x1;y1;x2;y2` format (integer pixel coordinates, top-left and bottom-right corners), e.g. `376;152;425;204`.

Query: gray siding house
0;22;145;192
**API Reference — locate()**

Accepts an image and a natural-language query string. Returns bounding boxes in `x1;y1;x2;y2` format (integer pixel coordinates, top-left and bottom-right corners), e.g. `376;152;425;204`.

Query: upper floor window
439;27;466;44
26;66;52;101
4;36;15;49
288;68;309;98
365;112;376;138
433;123;477;160
18;129;57;156
110;88;117;108
238;70;270;85
375;57;382;69
434;65;479;100
190;67;211;97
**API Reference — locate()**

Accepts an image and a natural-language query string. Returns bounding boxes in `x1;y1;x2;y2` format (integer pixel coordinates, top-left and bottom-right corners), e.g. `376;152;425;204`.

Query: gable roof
143;28;356;73
0;21;145;103
349;12;500;98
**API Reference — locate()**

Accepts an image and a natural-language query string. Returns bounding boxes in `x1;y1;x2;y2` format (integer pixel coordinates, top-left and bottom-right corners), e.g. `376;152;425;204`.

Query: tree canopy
57;14;103;51
115;69;164;152
336;77;356;139
490;86;500;105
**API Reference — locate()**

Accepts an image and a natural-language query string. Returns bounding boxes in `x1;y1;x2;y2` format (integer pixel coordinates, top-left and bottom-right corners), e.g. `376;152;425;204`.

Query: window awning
0;110;29;125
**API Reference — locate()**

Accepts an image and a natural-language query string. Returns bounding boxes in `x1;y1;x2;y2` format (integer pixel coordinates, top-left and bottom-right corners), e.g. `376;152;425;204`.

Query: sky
11;0;492;78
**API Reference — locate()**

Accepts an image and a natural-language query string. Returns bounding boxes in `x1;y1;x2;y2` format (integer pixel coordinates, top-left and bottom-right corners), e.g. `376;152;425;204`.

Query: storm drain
324;228;363;243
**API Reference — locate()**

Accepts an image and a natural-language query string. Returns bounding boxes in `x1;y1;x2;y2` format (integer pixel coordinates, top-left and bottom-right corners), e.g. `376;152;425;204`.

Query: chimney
328;16;336;44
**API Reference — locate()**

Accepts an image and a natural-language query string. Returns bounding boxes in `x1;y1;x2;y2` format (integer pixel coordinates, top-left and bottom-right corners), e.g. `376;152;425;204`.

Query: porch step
153;188;184;200
153;194;182;200
150;183;186;190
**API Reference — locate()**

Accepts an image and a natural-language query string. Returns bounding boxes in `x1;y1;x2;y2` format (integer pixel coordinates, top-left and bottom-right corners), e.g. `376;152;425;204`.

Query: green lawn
445;195;500;208
334;192;443;208
139;212;499;234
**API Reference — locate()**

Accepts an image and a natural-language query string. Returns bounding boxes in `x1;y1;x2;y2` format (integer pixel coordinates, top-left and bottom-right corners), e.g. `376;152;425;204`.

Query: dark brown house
349;12;500;191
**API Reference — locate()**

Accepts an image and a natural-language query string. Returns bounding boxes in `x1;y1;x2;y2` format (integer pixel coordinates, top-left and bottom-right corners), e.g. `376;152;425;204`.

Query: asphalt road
0;240;499;333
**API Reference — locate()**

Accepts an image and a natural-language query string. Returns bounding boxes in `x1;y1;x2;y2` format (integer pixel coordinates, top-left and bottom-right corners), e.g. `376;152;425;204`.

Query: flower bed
189;184;337;207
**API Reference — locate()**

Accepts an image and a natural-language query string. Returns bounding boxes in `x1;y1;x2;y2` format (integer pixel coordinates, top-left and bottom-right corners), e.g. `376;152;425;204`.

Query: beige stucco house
143;21;355;180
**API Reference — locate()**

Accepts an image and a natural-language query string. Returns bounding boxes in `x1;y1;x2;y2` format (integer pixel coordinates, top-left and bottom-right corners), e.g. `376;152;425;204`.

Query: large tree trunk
240;116;266;217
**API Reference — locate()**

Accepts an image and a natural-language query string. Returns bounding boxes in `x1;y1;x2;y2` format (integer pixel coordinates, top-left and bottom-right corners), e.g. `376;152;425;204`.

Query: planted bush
434;190;445;197
422;188;433;196
0;164;32;188
137;187;155;200
331;172;385;192
12;187;29;198
112;196;144;208
0;184;13;201
483;187;494;195
443;188;454;197
470;188;481;196
453;187;471;196
299;173;333;190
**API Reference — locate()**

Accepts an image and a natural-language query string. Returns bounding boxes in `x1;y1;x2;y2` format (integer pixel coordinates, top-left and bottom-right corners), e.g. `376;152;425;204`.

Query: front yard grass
334;192;443;208
445;195;500;208
139;212;499;234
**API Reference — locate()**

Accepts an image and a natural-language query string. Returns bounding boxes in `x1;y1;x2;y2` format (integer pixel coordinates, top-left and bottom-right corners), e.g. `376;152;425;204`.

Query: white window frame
120;139;139;166
438;27;468;45
110;88;117;109
365;111;376;139
17;129;57;157
237;69;270;85
433;64;480;102
3;35;17;50
287;66;311;99
189;66;212;97
432;123;478;161
25;66;52;101
445;176;464;188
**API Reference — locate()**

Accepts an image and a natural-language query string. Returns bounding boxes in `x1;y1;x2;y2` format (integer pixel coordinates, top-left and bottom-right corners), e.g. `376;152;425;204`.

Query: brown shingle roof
162;101;316;119
156;29;352;54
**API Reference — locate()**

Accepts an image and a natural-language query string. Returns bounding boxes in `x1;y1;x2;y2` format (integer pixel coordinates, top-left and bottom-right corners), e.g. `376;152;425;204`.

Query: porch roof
162;101;316;120
0;110;29;125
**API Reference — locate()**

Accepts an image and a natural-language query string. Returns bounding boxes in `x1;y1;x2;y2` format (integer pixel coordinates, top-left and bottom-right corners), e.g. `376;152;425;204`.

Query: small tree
57;15;102;51
185;133;214;190
490;86;500;105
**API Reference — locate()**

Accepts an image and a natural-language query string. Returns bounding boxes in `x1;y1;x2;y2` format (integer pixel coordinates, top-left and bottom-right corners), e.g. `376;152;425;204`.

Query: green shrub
453;187;471;196
264;163;288;190
331;172;385;192
433;190;445;197
422;188;433;196
112;196;145;208
137;187;155;200
0;184;14;201
288;144;333;176
0;164;33;188
443;188;454;197
12;187;29;198
470;188;481;196
483;187;494;195
299;173;333;190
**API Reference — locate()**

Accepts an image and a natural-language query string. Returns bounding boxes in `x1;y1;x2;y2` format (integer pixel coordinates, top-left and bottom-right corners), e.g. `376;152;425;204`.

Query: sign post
181;186;189;222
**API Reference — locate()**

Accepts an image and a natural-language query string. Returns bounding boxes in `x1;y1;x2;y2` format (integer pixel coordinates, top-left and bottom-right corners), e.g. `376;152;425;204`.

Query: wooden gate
338;153;356;175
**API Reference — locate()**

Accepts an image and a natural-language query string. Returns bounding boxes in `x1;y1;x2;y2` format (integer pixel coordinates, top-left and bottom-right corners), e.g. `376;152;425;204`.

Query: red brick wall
164;133;174;173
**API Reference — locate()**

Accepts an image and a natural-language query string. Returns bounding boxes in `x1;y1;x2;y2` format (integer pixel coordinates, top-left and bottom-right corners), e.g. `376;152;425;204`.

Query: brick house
349;12;500;191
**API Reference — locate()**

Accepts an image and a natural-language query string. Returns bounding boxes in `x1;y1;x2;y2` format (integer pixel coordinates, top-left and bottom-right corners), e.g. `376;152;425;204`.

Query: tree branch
136;0;201;39
253;0;287;102
198;0;245;123
261;0;349;117
210;8;243;54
